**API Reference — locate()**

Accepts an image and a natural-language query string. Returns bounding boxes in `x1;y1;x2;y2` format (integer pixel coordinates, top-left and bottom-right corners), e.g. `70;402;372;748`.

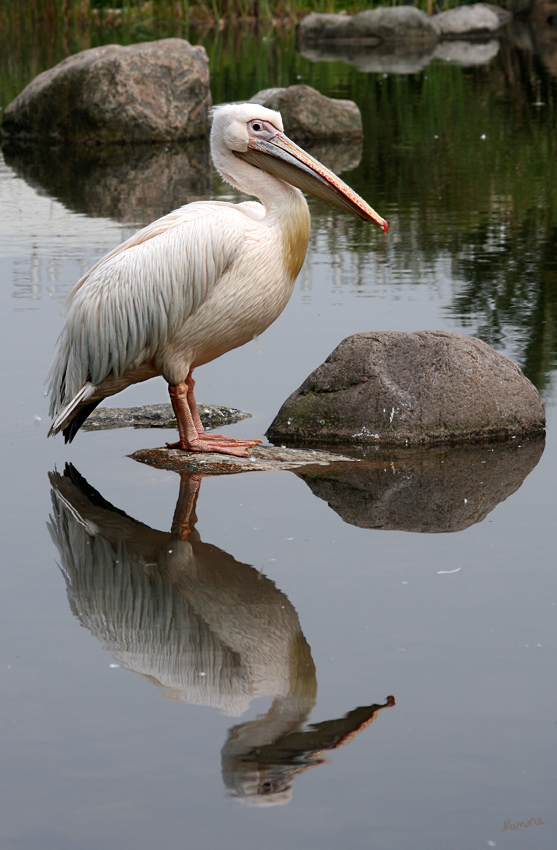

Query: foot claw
166;438;251;457
198;433;262;446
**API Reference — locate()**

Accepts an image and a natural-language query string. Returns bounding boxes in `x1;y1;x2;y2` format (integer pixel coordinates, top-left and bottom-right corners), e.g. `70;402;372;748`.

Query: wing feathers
48;203;247;418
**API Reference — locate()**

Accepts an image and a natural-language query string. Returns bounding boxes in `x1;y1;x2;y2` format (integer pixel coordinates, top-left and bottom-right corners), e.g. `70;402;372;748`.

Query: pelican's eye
247;119;277;141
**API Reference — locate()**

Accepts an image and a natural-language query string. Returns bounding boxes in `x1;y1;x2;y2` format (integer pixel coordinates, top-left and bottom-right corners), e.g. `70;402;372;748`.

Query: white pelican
48;101;388;455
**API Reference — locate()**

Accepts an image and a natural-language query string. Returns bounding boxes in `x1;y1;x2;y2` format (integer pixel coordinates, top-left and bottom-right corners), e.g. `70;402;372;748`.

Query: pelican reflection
48;465;394;804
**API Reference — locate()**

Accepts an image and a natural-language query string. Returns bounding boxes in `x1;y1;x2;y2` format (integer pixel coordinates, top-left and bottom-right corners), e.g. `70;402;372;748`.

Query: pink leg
166;381;257;457
185;371;261;447
185;372;205;434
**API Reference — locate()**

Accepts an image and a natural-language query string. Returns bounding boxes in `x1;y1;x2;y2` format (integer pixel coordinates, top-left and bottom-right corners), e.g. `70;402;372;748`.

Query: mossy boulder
267;331;545;447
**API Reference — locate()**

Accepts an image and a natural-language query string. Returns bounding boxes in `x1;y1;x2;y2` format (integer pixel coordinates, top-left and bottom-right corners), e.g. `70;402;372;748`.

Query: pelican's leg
166;381;253;457
185;372;205;434
186;371;261;447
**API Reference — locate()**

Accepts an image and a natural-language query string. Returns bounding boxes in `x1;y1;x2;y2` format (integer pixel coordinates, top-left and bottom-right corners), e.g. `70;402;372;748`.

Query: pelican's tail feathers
48;382;99;442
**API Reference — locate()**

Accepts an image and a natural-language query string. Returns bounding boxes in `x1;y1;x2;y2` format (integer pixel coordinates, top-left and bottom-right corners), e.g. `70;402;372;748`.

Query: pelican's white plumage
48;102;387;454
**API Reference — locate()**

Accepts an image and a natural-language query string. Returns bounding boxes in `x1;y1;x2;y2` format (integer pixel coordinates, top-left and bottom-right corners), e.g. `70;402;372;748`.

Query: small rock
249;85;363;141
267;331;545;447
83;402;250;432
433;3;512;38
1;39;211;144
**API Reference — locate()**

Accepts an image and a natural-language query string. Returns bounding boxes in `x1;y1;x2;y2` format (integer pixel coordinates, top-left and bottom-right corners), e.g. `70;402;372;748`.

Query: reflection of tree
356;43;557;392
48;465;394;805
449;217;557;390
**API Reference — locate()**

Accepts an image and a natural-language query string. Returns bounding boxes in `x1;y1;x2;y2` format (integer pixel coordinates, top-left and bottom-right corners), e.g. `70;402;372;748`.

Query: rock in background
297;7;440;47
267;331;546;447
249;85;363;141
434;4;512;38
1;39;210;144
296;4;513;73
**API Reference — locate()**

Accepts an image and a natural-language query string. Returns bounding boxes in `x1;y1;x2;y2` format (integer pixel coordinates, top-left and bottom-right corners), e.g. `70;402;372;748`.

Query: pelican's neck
277;186;311;282
216;152;299;212
250;177;310;282
214;151;311;281
210;105;313;281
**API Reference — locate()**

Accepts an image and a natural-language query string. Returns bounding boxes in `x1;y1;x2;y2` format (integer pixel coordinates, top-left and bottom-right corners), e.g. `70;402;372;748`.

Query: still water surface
1;19;556;850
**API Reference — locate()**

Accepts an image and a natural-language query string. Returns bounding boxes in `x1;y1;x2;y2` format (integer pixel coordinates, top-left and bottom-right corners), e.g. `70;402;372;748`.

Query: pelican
48;101;388;455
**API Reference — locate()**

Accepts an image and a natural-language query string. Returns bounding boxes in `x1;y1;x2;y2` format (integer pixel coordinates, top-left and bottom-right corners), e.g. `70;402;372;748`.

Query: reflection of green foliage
1;16;556;389
357;55;557;390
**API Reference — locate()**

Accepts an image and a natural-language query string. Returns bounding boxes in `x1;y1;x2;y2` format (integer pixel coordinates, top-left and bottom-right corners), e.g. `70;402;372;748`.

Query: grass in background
0;0;467;31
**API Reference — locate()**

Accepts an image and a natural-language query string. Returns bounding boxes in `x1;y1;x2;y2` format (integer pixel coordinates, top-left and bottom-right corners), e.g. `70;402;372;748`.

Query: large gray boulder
249;85;363;141
267;331;545;446
297;7;440;45
1;39;210;144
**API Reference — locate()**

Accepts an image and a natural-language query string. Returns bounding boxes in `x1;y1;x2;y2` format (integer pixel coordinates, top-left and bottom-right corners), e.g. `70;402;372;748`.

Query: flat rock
297;8;440;45
1;39;210;144
433;3;512;37
267;331;545;447
249;85;363;140
82;402;250;432
131;445;355;474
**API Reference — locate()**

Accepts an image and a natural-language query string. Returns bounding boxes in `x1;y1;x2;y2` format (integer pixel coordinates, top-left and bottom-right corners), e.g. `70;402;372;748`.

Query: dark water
1;17;556;850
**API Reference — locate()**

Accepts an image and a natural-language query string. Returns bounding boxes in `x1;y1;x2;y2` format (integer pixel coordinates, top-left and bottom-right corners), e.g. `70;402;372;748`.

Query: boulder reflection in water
3;140;211;225
48;465;394;805
297;437;545;533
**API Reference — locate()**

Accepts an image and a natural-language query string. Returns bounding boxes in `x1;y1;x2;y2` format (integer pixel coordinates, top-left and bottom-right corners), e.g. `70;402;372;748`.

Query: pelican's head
211;102;388;232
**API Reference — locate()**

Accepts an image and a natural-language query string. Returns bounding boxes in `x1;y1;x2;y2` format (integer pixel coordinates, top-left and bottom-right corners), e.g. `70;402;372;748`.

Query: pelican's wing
48;202;248;415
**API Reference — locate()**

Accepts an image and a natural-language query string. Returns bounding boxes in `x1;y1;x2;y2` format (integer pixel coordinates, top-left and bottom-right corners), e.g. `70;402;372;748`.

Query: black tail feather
62;400;101;443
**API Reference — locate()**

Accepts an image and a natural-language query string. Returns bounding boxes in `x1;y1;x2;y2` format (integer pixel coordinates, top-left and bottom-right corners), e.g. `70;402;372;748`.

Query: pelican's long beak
234;132;388;232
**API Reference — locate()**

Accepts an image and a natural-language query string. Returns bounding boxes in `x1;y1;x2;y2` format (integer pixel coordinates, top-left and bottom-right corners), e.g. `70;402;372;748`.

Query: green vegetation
0;0;465;33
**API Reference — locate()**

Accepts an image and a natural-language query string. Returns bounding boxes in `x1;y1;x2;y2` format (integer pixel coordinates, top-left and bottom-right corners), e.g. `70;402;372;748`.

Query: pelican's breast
155;197;311;382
